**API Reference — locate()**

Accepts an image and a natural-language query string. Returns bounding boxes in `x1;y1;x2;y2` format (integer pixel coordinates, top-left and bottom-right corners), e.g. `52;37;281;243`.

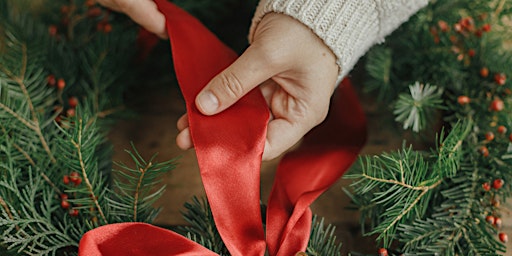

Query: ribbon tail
267;80;367;256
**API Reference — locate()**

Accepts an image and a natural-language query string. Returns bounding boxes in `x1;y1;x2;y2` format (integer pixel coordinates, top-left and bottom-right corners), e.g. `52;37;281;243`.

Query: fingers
101;0;167;38
195;44;280;116
177;114;188;131
176;128;193;150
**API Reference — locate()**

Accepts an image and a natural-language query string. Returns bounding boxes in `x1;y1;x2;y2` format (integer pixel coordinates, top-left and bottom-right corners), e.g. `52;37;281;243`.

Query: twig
0;102;36;130
380;181;441;235
362;174;441;191
133;162;152;221
40;173;63;196
71;119;107;224
495;0;506;17
0;196;14;221
12;142;36;167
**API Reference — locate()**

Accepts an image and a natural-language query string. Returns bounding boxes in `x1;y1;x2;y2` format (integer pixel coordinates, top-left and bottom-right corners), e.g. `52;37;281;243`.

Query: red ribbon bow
78;1;366;255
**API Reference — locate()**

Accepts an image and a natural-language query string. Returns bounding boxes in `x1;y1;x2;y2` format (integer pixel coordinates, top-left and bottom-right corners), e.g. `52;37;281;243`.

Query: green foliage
345;122;469;248
108;144;177;224
0;1;176;254
348;0;512;254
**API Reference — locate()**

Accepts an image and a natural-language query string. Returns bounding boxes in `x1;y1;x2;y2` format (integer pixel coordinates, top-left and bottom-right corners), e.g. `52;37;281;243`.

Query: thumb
195;45;276;115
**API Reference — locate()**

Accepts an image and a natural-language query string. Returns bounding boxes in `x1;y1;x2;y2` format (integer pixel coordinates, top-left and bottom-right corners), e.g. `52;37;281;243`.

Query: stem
12;142;36;167
0;196;14;221
41;173;63;196
71;119;107;224
380;181;441;235
133;162;152;221
495;0;506;17
0;102;36;130
362;174;441;191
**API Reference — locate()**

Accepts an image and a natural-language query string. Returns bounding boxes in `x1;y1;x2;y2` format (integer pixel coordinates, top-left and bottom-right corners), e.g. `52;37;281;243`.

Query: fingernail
197;90;219;114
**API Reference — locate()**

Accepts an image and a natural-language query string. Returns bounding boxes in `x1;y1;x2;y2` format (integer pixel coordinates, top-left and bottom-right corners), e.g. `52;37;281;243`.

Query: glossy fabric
78;1;366;255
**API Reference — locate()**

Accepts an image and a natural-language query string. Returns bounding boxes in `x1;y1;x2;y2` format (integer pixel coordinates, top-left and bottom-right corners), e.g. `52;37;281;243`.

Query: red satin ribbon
78;1;366;255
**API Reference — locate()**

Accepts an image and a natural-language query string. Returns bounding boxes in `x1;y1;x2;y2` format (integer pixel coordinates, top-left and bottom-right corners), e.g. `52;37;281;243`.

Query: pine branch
107;143;177;223
70;118;107;224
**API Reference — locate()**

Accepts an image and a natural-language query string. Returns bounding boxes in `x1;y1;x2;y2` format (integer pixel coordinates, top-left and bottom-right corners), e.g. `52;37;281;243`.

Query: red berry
69;208;79;217
485;132;495;141
438;20;449;32
468;49;475;57
499;233;508;243
61;200;70;209
486;215;495;224
48;25;58;36
482;23;491;32
490;99;504;111
479;146;489;157
498;125;507;134
103;23;113;33
57;78;66;90
60;193;68;200
483;182;491;191
66;108;75;117
68;97;78;108
73;177;82;186
494;73;506;85
461;17;474;30
509;133;512;142
97;22;105;32
495;217;503;229
85;0;96;7
378;248;388;256
480;67;489;77
475;30;483;38
47;74;56;86
63;175;70;185
87;7;102;17
61;5;70;14
493;178;504;189
69;172;80;183
458;95;470;105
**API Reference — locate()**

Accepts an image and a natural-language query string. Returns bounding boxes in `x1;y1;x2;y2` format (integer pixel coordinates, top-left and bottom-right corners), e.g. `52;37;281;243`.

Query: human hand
96;0;167;38
176;13;339;161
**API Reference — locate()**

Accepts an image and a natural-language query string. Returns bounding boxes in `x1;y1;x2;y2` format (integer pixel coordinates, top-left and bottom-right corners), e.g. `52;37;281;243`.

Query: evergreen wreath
1;0;512;255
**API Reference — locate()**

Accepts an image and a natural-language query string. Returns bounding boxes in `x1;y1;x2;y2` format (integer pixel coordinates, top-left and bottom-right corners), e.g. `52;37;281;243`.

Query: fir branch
133;162;151;221
108;143;176;223
0;45;56;163
70;119;107;224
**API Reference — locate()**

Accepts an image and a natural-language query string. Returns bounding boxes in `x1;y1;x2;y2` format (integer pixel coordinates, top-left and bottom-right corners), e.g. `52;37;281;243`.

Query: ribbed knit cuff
249;0;428;79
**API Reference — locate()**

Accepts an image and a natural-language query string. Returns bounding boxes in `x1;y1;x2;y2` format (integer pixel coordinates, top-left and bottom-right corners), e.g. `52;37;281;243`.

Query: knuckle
217;72;245;100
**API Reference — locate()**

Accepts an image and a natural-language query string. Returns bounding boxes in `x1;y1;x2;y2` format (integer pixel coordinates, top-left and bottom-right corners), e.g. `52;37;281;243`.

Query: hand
177;13;339;161
96;0;167;38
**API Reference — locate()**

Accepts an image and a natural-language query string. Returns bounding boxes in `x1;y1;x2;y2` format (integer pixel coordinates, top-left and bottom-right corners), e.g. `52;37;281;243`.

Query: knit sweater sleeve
249;0;429;78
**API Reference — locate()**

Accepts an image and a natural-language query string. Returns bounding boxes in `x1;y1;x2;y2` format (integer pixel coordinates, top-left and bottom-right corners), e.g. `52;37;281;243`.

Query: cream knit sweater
249;0;429;78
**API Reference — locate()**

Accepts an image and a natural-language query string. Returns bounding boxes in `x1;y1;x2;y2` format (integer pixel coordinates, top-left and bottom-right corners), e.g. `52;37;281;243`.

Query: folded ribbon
78;1;366;255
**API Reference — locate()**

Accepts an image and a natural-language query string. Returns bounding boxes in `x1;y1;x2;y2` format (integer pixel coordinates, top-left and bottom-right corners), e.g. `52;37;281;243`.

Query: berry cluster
46;76;80;124
60;171;83;217
48;0;113;40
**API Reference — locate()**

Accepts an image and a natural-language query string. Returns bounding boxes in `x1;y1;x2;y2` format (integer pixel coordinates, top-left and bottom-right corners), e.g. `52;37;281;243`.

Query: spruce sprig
108;144;178;223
